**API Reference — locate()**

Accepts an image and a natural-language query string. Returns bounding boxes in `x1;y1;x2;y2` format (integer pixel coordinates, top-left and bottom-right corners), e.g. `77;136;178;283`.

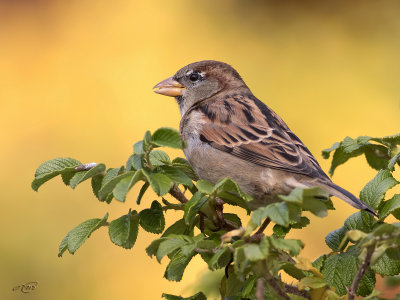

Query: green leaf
325;226;348;251
364;145;391;171
371;252;400;276
162;219;190;237
379;194;400;220
152;127;183;149
147;172;173;196
149;150;171;166
91;174;104;198
388;151;400;171
162;292;206;300
184;192;208;226
136;182;149;204
321;252;358;296
159;165;193;187
208;247;231;270
59;213;108;256
344;211;374;232
357;269;376;297
273;224;290;238
58;234;69;257
196;180;214;194
376;133;400;147
32;157;82;191
252;202;289;227
164;249;195;281
321;142;340;159
172;158;199;181
156;235;188;262
298;276;326;289
113;169;146;202
139;201;165;234
223;213;242;228
360;170;399;209
269;237;304;256
243;243;268;261
108;209;139;249
98;171;134;201
145;238;166;258
133;140;145;154
69;164;106;189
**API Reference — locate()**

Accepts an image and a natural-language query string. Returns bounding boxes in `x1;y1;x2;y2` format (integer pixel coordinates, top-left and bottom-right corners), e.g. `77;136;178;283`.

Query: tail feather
322;182;377;217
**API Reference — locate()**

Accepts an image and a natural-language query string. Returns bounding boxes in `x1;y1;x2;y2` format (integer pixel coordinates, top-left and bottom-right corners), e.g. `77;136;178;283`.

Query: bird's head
153;60;246;115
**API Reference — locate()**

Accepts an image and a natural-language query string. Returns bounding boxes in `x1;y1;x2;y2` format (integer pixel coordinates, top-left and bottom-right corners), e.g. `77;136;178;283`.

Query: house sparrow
153;60;376;215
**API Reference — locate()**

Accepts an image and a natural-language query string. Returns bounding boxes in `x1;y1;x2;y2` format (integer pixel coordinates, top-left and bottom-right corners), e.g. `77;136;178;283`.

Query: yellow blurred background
1;0;399;299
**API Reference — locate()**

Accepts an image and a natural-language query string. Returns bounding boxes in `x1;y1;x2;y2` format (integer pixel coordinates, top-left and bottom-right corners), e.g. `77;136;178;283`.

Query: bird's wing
196;93;330;181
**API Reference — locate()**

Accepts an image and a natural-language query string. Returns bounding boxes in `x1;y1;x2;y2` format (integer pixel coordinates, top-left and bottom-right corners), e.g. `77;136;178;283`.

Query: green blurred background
1;0;399;299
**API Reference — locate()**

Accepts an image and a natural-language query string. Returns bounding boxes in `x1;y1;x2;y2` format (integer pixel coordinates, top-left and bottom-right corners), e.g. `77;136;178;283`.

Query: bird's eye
189;72;200;82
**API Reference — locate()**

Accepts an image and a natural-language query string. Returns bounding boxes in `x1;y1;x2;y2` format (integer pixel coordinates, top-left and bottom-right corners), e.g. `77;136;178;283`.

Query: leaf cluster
32;130;400;299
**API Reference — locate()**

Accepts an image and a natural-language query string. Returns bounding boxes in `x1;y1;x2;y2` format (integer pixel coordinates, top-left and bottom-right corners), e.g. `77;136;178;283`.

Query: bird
153;60;376;216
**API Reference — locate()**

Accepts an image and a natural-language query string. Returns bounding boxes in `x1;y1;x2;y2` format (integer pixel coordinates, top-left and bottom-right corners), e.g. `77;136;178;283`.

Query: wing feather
197;93;330;181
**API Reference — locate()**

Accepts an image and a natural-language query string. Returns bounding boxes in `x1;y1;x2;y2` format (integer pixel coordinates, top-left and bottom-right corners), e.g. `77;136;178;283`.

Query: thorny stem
347;246;375;300
256;278;265;300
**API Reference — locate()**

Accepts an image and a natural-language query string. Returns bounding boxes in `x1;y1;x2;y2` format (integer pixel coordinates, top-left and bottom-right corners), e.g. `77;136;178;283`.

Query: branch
256;278;265;300
168;185;188;203
248;218;271;243
284;283;310;299
347;246;374;300
260;261;290;300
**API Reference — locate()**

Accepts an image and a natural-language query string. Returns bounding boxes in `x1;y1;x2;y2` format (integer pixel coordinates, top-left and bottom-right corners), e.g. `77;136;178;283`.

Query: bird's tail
321;182;377;217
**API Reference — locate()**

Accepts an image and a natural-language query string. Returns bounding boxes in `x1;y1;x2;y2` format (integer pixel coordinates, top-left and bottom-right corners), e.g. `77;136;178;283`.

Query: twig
256;278;265;300
168;185;188;203
248;218;271;243
285;283;310;299
199;214;205;232
260;261;290;300
347;246;375;300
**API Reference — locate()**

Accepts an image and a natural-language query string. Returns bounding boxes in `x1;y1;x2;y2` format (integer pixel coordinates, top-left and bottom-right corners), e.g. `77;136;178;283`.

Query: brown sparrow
153;60;375;215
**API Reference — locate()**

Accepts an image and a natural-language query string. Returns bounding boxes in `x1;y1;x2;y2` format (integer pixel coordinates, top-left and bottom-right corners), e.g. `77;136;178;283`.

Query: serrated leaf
360;170;399;209
152;127;183;149
91;174;104;198
69;164;106;189
298;276;326;289
196;180;214;194
269;237;304;256
98;171;134;201
273;224;290;237
379;195;400;220
58;234;69;257
147;172;173;196
113;169;146;202
184;192;208;226
32;157;82;191
108;210;139;249
208;247;231;270
364;145;391;171
371;252;400;276
139;201;165;234
252;202;289;227
133;140;145;154
223;213;242;228
162;219;189;237
357;269;376;297
321;252;358;296
159;165;193;187
325;226;348;251
164;249;195;281
136;182;149;205
388;151;400;171
156;235;188;262
345;211;374;232
243;243;268;261
59;213;108;256
145;238;167;258
149;150;171;166
162;292;206;300
322;142;340;159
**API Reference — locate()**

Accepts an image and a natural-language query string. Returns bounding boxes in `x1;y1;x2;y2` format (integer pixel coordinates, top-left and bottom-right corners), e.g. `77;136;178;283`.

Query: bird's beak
153;77;185;97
